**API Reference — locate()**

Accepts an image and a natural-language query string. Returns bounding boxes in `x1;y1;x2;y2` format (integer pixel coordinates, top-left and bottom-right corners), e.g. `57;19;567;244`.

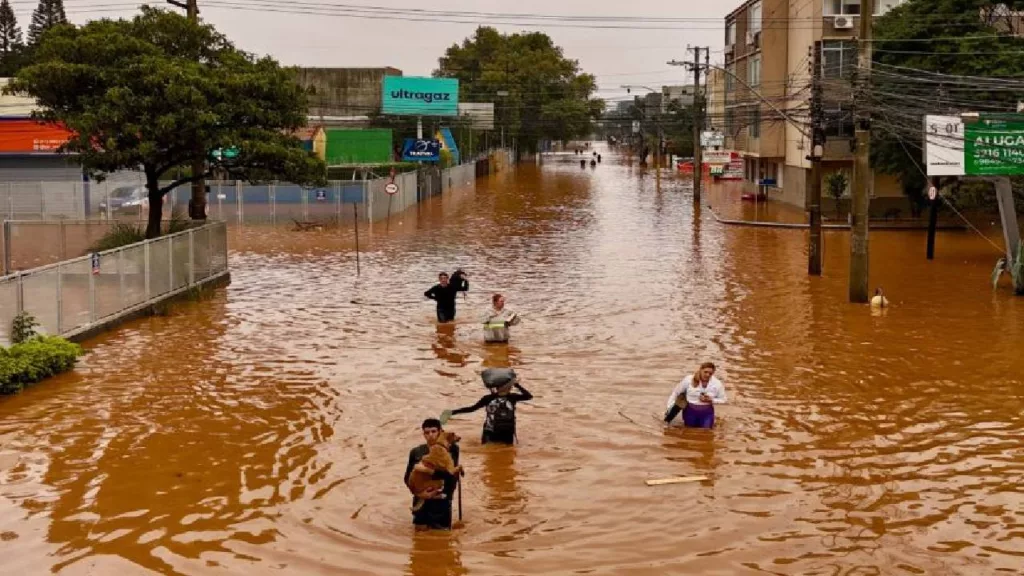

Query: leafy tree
28;0;65;46
0;0;23;75
871;0;1024;208
8;7;325;238
435;27;603;153
661;100;696;158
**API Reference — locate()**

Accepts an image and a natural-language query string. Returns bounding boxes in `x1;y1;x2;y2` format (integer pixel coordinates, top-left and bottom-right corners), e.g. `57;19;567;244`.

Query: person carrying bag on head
442;368;533;445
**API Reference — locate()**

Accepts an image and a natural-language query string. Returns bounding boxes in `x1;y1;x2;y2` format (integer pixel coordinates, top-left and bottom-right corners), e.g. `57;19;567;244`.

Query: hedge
0;336;83;395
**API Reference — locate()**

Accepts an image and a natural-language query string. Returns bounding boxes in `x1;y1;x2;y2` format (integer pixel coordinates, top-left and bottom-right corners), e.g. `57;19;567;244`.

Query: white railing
0;221;228;346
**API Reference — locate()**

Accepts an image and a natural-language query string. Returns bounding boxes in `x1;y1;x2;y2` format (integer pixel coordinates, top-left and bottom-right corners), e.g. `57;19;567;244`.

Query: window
822;40;856;79
824;104;855;138
726;21;736;46
726;64;735;93
749;106;761;138
748;1;762;34
749;55;762;88
824;0;904;16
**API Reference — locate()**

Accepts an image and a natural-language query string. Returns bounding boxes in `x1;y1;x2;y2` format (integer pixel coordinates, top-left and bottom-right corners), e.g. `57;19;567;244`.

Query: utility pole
808;41;824;276
167;0;207;221
692;46;704;205
850;0;874;303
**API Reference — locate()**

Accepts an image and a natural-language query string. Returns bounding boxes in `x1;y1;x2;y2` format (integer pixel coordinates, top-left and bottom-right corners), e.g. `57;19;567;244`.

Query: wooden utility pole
167;0;208;221
850;0;874;302
692;47;704;205
808;41;824;276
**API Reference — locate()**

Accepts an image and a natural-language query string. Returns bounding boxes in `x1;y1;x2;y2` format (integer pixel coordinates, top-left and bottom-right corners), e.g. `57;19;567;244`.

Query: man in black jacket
424;270;469;323
404;418;462;530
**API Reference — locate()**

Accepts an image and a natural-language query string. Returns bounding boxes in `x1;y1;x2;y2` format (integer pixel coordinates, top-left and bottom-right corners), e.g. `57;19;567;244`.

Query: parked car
99;185;148;216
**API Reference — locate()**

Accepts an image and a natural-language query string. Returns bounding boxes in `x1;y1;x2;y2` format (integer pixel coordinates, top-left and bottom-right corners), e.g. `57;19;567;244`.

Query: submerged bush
0;336;83;395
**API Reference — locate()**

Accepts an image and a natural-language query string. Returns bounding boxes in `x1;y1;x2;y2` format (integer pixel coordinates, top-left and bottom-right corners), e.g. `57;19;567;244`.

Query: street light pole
167;0;207;221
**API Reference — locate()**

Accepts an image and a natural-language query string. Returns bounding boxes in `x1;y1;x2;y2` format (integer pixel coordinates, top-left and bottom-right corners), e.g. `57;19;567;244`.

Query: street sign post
385;182;399;195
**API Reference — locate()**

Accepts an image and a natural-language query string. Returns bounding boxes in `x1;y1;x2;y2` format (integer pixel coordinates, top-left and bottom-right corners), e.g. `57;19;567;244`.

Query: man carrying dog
404;418;463;530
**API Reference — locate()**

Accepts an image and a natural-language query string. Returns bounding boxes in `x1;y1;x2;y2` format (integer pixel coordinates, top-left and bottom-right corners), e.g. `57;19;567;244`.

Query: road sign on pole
385;182;399;195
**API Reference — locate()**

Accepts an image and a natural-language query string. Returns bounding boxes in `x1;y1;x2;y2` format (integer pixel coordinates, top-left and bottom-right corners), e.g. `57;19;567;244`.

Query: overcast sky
26;1;733;104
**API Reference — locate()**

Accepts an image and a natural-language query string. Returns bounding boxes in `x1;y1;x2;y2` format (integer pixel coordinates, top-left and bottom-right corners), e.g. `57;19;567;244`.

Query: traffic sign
91;253;100;275
928;186;937;201
385;182;399;195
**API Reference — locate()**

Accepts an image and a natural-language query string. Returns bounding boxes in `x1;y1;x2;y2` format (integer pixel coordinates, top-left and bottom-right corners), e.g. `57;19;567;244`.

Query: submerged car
99;185;148;215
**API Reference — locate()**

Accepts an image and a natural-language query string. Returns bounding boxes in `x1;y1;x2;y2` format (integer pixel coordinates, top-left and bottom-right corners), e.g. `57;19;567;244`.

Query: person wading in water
482;294;520;344
443;368;533;445
664;362;727;428
424;270;469;323
404;418;463;531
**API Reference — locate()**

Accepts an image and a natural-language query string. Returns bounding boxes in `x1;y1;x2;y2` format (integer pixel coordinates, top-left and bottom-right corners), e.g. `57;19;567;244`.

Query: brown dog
406;431;461;512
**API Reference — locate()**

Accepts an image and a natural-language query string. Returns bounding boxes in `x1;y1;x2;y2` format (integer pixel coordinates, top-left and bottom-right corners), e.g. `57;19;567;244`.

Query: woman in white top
664;362;726;428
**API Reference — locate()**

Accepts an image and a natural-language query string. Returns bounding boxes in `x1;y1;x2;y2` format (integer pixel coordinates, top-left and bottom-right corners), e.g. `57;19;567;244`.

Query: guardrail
0;221;228;346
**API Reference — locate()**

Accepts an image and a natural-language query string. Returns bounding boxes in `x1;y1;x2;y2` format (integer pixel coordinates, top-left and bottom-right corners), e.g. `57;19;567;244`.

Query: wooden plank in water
645;476;709;486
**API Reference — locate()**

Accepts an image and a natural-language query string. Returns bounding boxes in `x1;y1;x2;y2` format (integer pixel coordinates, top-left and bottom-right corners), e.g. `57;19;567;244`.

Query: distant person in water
871;288;889;308
424;270;469;323
580;159;586;168
483;294;520;344
664;362;726;428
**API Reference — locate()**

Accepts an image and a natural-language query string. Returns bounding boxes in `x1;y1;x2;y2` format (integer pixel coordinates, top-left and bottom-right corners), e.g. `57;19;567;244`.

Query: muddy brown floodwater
2;146;1024;575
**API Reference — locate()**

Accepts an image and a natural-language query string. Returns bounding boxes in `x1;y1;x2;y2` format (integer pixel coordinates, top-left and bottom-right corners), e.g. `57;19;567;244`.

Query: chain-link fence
0;221;228;346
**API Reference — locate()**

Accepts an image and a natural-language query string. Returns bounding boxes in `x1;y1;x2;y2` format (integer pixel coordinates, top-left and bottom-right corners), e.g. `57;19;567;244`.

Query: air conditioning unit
834;15;855;29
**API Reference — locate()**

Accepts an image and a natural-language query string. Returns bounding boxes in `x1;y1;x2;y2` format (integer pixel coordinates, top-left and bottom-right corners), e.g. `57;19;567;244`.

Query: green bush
0;336;83;395
89;206;194;252
11;311;39;344
90;222;147;252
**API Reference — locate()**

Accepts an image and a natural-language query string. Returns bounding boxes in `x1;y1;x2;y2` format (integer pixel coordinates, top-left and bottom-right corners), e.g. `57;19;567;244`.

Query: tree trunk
145;178;163;239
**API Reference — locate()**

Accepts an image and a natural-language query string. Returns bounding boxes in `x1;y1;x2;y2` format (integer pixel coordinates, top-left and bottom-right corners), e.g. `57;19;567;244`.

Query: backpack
484;396;516;436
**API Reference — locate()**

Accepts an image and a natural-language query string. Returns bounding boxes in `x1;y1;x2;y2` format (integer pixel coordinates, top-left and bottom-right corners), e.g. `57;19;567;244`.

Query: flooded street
2;146;1023;575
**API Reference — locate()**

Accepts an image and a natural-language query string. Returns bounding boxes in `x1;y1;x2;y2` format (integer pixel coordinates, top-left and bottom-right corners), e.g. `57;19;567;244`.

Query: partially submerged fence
0;221;228;346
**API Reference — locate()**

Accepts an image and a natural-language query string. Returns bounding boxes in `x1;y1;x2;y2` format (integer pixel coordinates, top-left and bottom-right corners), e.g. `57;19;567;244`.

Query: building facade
721;0;907;209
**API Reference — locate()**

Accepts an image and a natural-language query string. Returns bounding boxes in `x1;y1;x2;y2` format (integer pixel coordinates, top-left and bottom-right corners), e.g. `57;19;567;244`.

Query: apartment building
718;0;907;209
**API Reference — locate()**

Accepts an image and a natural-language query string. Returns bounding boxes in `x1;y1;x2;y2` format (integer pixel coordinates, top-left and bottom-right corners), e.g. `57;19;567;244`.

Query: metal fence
0;221;228;346
0;155;506;222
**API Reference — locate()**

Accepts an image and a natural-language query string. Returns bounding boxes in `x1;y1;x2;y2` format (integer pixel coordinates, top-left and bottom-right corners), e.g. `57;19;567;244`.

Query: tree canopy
28;0;65;46
870;0;1024;206
8;6;325;238
0;0;23;76
434;27;603;152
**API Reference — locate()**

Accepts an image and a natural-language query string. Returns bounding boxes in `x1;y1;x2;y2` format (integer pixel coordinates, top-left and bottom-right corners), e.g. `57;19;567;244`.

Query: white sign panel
701;130;725;148
704;150;732;165
632;120;641;134
458;103;495;131
924;115;965;176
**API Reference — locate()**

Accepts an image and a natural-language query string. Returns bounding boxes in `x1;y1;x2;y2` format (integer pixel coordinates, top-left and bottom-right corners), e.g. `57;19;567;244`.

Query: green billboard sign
965;118;1024;176
382;76;459;117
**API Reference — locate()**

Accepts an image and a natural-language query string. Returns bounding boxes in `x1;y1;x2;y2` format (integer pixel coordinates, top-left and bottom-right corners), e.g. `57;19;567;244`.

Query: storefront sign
0;119;73;153
402;138;441;162
704;150;732;165
925;114;1024;176
701;130;725;148
965;118;1024;176
382;76;459;116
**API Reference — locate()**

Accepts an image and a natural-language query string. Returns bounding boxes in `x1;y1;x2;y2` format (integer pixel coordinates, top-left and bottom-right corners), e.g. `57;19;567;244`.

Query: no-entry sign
385;182;399;195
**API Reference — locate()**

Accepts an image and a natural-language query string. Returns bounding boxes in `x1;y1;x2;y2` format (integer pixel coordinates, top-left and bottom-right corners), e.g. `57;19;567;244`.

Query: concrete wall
296;67;402;119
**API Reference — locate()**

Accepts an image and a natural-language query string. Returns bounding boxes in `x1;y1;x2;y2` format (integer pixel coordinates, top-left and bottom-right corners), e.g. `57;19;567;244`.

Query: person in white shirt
482;294;520;344
664;362;726;428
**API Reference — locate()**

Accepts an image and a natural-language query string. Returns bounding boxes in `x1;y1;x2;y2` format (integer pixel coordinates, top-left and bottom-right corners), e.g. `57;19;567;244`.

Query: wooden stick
645;476;709;486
